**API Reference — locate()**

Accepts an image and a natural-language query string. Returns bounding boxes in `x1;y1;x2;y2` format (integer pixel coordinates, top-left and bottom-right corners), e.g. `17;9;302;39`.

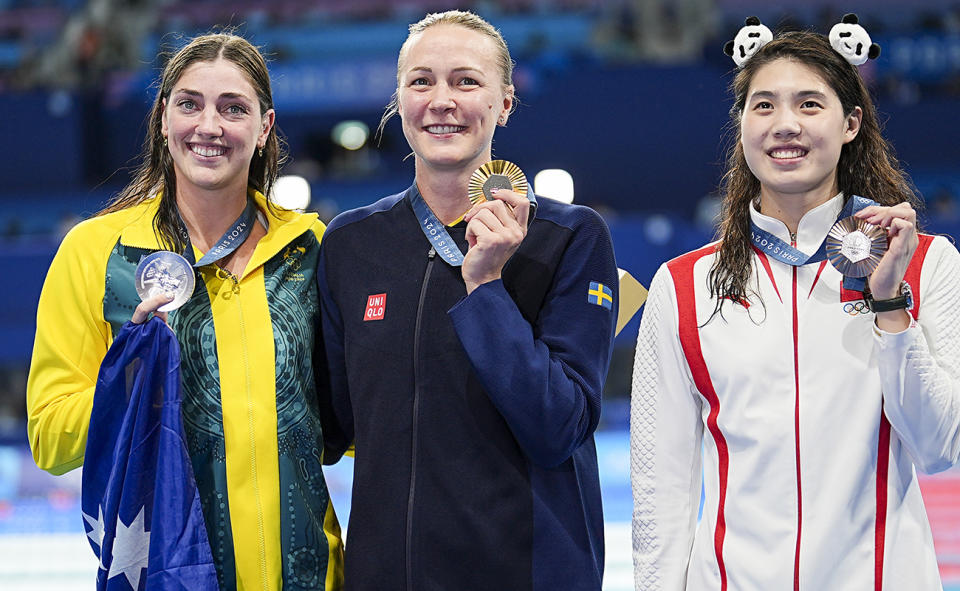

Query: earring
162;136;168;148
258;146;264;157
498;117;505;125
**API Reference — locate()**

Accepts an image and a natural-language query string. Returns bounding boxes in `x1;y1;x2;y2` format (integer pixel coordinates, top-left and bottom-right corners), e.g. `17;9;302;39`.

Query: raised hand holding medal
462;160;534;294
853;202;920;301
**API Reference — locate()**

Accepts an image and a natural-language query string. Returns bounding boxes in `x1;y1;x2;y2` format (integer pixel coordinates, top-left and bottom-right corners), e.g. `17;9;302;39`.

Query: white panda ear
829;13;881;66
725;16;773;68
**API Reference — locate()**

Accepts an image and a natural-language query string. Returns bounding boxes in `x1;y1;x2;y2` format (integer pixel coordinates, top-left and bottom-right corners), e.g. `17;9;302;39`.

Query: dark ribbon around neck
408;184;539;268
178;198;258;268
749;195;877;291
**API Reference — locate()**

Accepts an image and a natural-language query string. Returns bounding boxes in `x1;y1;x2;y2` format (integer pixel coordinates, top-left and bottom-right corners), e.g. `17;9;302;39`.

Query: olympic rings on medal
843;301;870;316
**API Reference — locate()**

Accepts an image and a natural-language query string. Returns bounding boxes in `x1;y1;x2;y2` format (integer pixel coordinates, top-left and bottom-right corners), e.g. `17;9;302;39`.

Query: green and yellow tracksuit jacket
27;191;343;590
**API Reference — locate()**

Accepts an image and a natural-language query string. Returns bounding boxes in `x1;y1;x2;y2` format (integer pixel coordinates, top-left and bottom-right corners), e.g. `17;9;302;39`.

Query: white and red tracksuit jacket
631;194;960;591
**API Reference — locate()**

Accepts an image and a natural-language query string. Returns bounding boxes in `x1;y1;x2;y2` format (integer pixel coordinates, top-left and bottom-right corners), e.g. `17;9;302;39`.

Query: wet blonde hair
377;10;515;139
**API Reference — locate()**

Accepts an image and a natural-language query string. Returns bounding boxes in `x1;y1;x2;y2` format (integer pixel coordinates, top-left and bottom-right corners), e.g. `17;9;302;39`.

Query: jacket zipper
790;244;802;591
223;270;269;589
406;246;436;591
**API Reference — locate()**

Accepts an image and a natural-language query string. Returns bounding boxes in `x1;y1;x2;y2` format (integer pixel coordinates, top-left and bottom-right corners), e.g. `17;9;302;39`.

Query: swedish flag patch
587;281;613;310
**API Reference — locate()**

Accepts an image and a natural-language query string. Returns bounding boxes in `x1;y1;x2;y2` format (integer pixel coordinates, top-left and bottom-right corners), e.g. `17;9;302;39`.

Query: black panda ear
745;16;760;26
723;40;734;57
842;13;859;24
868;43;881;59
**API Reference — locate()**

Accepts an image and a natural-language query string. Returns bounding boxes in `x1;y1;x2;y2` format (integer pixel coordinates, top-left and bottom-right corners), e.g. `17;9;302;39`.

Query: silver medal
135;251;196;312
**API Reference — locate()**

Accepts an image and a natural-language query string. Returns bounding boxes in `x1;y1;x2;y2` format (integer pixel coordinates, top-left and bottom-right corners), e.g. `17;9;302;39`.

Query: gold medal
467;160;528;205
825;216;887;278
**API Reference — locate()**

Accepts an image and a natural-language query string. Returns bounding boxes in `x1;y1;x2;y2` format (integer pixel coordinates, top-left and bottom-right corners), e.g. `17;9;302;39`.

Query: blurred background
0;0;959;589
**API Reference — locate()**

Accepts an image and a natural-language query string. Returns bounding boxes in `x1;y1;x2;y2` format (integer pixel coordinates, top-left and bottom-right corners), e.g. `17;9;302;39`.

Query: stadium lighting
533;169;574;203
332;120;370;151
272;175;311;212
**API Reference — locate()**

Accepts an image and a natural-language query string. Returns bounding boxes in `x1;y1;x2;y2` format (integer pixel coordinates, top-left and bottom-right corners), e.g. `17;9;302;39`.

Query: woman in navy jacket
317;9;618;591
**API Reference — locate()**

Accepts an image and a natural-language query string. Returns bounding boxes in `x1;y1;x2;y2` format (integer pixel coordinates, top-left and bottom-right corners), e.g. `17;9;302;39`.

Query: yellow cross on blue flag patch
588;281;613;310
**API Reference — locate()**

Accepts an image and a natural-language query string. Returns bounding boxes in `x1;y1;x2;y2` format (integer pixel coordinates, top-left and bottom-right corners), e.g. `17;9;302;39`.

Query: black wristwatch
864;281;913;313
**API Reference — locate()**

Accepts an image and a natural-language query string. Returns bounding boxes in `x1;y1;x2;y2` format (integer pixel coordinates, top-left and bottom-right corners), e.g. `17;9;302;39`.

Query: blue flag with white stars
81;318;218;590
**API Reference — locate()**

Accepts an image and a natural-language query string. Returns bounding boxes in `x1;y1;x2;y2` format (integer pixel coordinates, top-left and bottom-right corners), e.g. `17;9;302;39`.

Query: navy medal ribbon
749;195;877;291
409;185;466;266
408;183;538;268
178;198;258;267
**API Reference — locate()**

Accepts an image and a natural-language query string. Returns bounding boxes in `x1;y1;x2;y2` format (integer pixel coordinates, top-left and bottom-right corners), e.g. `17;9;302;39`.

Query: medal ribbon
409;185;466;266
178;198;258;267
408;183;539;268
749;195;877;291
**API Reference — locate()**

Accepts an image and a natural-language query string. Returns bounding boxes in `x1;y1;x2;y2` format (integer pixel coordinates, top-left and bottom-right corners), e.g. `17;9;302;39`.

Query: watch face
902;281;914;310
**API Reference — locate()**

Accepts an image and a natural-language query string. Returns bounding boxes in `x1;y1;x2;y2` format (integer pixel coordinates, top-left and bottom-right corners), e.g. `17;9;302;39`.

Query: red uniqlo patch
363;293;386;321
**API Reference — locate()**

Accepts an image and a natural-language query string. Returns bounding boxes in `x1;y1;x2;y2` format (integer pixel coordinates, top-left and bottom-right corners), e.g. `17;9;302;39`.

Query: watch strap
865;281;913;313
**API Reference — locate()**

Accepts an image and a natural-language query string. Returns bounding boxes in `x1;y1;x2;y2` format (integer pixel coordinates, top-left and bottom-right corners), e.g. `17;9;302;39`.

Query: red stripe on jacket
875;233;934;591
667;245;730;591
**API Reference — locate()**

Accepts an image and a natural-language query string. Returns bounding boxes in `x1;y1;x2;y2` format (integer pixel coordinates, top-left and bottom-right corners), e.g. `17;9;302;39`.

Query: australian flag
81;318;218;590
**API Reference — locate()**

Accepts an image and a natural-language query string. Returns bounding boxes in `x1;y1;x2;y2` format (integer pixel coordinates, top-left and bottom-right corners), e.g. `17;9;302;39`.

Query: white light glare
272;175;311;212
533;169;574;204
332;120;370;151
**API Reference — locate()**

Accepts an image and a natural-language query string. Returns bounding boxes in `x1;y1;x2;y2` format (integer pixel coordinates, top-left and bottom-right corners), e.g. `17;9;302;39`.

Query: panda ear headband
724;13;881;68
723;16;773;67
829;13;881;65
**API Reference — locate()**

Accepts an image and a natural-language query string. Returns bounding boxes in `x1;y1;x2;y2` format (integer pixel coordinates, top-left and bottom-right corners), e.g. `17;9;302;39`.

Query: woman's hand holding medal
855;202;919;331
132;292;175;324
462;187;530;294
854;202;919;299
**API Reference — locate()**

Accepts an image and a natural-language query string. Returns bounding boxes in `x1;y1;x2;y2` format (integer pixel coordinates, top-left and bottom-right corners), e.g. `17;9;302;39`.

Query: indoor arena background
1;1;958;589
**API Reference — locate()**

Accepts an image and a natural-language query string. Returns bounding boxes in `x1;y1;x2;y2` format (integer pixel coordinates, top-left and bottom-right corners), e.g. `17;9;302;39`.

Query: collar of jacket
749;192;845;255
119;189;319;266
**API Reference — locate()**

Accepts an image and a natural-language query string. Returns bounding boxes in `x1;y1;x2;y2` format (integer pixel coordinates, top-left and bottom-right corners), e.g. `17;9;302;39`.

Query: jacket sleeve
448;207;617;468
26;224;112;475
631;264;703;591
877;236;960;474
316;238;354;464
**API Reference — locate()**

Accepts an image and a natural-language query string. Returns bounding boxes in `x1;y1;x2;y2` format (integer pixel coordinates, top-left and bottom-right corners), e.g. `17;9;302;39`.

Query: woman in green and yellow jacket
26;33;343;590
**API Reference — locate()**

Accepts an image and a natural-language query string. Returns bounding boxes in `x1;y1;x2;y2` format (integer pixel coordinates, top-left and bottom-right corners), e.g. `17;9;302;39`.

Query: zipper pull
215;266;241;298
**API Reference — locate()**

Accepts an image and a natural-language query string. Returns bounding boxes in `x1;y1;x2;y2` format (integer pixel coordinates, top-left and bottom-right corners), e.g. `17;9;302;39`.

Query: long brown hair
99;33;285;252
708;31;921;315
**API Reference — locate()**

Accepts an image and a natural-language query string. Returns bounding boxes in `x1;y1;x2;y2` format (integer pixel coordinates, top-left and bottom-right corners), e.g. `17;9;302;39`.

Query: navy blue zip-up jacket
317;187;618;591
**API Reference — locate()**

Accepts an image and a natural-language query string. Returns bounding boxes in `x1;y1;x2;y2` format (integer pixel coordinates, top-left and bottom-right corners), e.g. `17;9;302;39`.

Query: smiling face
741;58;861;210
161;58;274;199
397;24;513;174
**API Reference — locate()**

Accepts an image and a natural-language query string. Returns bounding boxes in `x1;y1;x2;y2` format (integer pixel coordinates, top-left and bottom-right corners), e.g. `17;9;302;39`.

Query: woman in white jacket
630;20;960;591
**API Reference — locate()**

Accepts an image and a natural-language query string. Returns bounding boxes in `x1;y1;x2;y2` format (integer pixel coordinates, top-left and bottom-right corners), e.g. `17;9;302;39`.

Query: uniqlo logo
363;293;386;321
